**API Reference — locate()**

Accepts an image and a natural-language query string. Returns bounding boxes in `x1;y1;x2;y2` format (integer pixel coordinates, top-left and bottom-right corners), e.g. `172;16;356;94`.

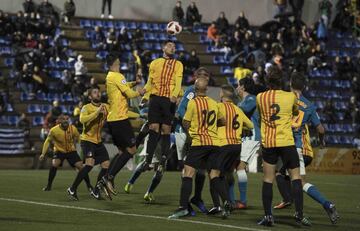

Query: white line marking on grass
0;197;268;231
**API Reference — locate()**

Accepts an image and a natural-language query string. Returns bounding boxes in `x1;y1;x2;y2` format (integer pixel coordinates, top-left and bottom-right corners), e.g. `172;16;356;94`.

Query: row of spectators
206;0;360;140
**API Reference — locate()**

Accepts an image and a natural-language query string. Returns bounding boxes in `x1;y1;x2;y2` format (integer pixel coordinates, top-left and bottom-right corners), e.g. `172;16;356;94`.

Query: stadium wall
2;0;337;26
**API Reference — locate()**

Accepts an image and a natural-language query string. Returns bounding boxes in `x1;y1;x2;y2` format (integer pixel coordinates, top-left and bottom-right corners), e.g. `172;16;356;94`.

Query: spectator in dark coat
186;2;201;26
216;12;229;35
38;0;57;22
63;0;76;24
235;11;249;34
23;0;36;16
172;1;185;25
289;0;304;19
188;49;200;72
14;11;26;32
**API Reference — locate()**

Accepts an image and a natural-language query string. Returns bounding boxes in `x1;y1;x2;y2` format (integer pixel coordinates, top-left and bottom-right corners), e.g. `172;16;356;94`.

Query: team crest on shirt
87;151;93;157
186;92;194;100
121;79;127;84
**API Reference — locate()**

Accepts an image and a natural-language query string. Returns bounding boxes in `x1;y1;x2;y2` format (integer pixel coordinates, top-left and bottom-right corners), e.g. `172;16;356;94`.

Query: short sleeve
183;100;195;122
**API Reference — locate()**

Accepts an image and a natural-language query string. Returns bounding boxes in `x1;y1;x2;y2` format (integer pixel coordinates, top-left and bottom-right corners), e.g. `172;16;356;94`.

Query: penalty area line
0;197;268;231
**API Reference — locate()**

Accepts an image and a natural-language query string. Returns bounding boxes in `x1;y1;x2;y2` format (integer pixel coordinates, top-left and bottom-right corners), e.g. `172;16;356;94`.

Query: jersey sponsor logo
121;79;127;84
186;92;194;100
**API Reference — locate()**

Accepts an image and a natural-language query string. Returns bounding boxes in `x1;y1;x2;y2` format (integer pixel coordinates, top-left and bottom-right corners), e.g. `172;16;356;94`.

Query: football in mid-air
166;21;182;35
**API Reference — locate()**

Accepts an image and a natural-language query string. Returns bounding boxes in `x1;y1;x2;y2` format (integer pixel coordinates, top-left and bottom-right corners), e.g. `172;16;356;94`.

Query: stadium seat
115;21;125;29
41;104;51;114
127;22;137;30
4;58;14;67
153;42;162;50
220;66;233;74
7;116;18;126
32;116;44;126
176;43;184;51
96;50;109;60
138;22;149;30
149;23;160;31
28;104;41;114
92;20;104;28
50;71;62;79
0;115;7;125
80;19;92;28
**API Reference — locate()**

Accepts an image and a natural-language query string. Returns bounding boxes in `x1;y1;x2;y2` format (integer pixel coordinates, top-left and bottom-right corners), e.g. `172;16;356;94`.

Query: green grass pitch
0;170;359;231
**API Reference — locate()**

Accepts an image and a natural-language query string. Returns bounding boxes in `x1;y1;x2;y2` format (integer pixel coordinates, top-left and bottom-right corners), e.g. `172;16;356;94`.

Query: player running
67;87;110;201
256;66;310;227
39;115;93;192
168;78;231;219
274;72;339;224
208;85;254;214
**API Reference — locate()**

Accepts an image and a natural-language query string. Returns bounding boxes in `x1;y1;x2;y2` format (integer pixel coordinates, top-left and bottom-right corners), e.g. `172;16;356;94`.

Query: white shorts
240;140;260;164
175;131;187;161
297;148;306;176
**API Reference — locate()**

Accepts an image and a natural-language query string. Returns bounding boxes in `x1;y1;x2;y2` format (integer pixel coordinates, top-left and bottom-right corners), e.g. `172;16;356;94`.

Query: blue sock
128;166;142;185
228;183;235;203
303;183;329;208
237;169;247;204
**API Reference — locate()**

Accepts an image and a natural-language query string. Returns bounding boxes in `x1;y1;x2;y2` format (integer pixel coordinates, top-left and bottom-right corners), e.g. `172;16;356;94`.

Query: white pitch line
0;197;269;231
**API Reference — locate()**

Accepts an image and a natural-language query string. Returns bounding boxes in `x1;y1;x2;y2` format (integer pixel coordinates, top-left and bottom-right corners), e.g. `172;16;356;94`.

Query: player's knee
85;158;95;167
182;165;195;178
161;124;171;134
74;161;83;170
52;160;61;168
209;169;221;179
237;161;247;170
100;160;110;169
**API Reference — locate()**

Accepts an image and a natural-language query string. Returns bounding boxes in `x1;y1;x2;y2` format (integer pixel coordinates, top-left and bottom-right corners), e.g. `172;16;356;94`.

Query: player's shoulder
81;103;91;112
174;59;183;67
206;96;219;106
49;124;60;133
150;58;163;65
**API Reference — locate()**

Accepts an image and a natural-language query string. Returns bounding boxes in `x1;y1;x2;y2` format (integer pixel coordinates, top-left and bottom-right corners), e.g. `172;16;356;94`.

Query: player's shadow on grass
274;215;306;228
0;217;75;225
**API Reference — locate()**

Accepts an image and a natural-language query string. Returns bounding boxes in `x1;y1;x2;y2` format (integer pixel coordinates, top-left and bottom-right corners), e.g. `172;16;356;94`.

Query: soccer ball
166;21;182;35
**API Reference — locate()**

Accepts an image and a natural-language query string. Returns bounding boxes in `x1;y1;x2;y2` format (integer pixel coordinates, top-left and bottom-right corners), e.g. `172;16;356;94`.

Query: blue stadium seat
96;50;109;60
0;115;7;125
8;116;18;126
138;22;149;30
144;32;155;41
36;92;47;101
4;58;14;67
85;30;95;39
41;104;51;113
153;42;162;50
32;116;44;126
199;35;210;44
28;104;41;113
61;39;70;47
5;104;13;112
0;37;11;45
158;33;167;41
176;43;184;51
92;20;104;28
50;71;62;79
80;19;92;28
9;70;18;79
115;21;125;29
158;23;167;31
127;22;137;30
220;66;233;74
149;23;160;31
104;21;114;29
60;105;68;114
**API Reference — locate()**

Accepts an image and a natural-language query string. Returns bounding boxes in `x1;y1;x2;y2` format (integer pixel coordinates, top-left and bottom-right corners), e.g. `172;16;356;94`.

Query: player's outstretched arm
80;105;102;124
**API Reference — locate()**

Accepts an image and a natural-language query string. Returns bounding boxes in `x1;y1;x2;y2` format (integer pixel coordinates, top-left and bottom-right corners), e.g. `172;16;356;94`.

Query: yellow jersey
256;90;298;148
48;124;79;153
106;71;139;122
218;101;254;145
80;103;109;144
144;57;183;98
302;124;314;157
183;96;221;146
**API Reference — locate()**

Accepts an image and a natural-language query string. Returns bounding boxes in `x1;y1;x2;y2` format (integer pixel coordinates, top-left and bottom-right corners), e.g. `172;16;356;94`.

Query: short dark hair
266;66;283;89
221;84;235;99
162;40;175;47
87;86;100;96
106;53;118;67
239;77;257;95
290;72;306;91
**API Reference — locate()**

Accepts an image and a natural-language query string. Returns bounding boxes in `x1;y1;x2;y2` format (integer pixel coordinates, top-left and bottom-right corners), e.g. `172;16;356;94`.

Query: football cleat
67;187;79;201
257;215;274;226
168;208;189;219
90;186;102;200
124;183;133;194
294;212;312;226
188;203;196;216
42;185;51;191
144;192;155;203
274;201;292;209
190;197;208;214
234;201;247;209
221;201;231;219
207;206;222;215
324;202;340;224
101;176;117;195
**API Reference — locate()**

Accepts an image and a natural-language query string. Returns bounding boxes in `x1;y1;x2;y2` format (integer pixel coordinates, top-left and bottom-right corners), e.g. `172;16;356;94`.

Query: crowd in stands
0;0;359;150
206;0;360;145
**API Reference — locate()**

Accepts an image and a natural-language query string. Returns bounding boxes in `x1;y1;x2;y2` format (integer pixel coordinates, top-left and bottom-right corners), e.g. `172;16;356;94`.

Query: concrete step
63;29;84;39
70;40;90;50
77;50;97;60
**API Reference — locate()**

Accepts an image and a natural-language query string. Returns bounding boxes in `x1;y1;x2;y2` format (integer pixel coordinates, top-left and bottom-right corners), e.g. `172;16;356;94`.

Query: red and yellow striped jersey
256;90;298;148
218;101;253;146
48;124;79;153
183;96;221;146
80;103;109;144
144;57;183;98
